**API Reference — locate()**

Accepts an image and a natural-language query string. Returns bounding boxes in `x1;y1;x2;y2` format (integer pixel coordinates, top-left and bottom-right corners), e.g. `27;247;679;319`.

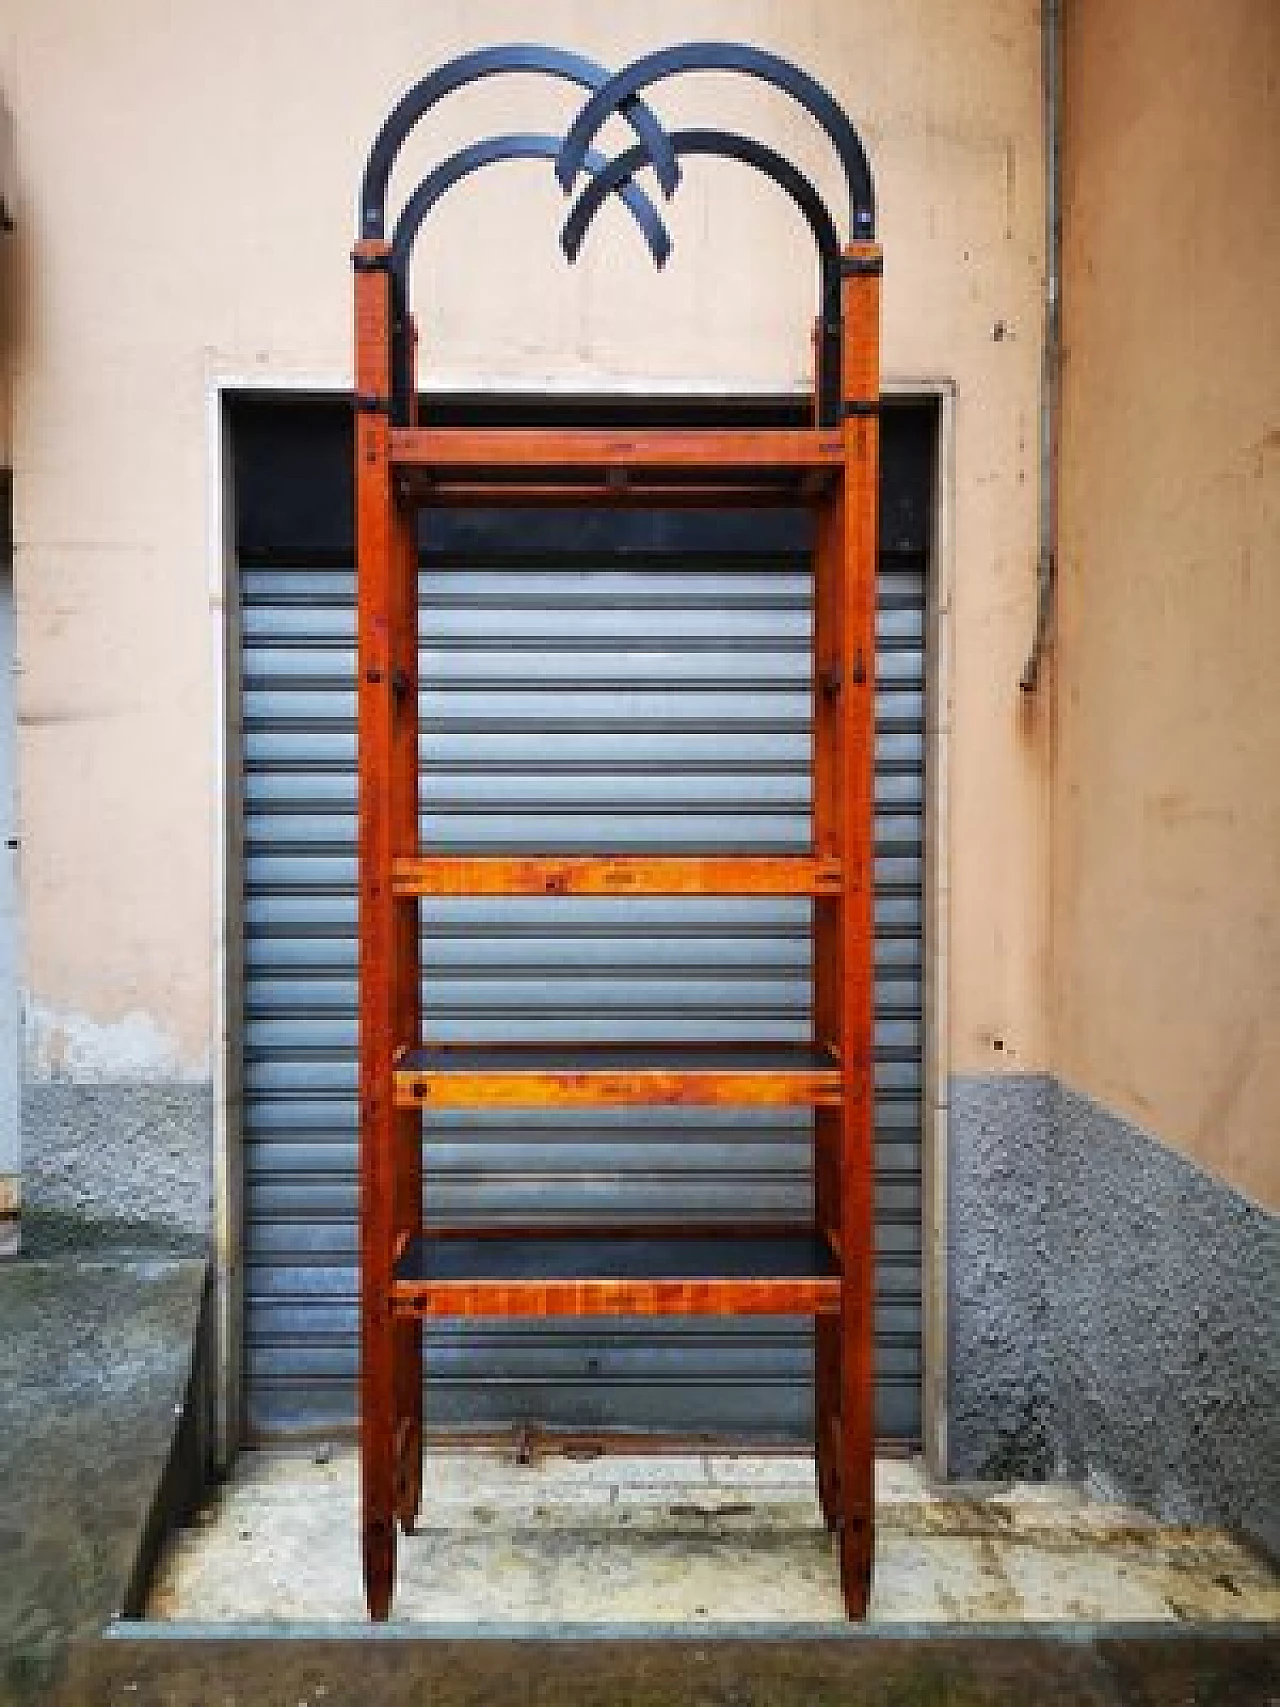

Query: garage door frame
208;376;954;1475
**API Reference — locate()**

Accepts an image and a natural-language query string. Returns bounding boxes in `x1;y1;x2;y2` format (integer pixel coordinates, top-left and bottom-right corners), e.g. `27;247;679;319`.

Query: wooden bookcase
351;46;881;1623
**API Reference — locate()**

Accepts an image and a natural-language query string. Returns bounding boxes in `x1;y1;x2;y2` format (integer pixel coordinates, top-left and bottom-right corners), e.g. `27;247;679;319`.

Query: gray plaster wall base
1049;1081;1279;1562
947;1073;1056;1480
0;1187;18;1258
21;1083;212;1253
948;1072;1279;1563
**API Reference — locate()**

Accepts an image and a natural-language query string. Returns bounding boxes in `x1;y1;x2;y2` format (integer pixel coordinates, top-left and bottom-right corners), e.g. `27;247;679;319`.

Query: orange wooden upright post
353;238;412;1620
391;312;423;1538
836;239;882;1617
390;493;422;1538
811;313;843;1538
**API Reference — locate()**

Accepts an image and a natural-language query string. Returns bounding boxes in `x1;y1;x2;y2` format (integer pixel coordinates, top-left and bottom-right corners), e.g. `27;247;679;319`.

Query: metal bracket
352;250;391;274
843;400;880;418
818;322;844;431
840;252;883;278
353;393;391;415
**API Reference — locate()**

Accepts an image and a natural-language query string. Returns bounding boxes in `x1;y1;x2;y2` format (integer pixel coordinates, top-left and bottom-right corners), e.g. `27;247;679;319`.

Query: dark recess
229;394;937;567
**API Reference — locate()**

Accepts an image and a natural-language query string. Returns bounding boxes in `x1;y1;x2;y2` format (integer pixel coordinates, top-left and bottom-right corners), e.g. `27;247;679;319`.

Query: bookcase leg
362;1509;396;1623
814;1318;840;1531
361;1310;398;1620
835;1297;875;1618
394;1324;423;1532
839;1510;874;1620
837;1281;876;1619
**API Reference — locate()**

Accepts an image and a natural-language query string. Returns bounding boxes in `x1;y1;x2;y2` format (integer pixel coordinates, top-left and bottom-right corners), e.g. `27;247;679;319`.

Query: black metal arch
560;128;838;276
390;135;670;294
559;127;844;425
384;135;670;423
555;42;876;239
360;44;678;238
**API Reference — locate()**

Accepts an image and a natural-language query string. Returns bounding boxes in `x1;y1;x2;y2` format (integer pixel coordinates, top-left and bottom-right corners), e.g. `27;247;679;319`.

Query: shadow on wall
0;92;25;403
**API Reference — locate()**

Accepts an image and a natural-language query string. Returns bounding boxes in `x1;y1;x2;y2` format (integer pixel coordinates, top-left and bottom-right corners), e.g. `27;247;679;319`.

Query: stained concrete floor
4;1251;1274;1704
148;1445;1280;1627
0;1251;209;1704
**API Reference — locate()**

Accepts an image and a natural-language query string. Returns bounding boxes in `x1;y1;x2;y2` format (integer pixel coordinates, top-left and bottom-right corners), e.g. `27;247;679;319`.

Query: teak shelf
352;42;882;1622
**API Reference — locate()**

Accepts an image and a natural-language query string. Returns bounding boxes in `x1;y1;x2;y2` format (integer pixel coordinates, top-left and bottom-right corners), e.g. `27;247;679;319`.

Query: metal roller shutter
234;400;932;1444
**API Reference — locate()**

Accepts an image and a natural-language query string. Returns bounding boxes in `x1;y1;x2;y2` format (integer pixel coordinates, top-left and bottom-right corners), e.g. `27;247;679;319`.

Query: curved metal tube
561;128;844;424
561;128;838;297
555;42;875;238
385;135;671;424
390;134;671;296
360;44;678;238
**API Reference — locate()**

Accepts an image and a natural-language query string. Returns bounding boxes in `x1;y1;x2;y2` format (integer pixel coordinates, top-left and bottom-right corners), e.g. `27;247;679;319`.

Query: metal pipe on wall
1021;0;1061;692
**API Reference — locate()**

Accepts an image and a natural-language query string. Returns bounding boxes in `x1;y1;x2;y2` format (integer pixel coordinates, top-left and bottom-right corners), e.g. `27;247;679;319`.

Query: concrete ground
0;1243;209;1705
3;1241;1276;1705
149;1445;1280;1627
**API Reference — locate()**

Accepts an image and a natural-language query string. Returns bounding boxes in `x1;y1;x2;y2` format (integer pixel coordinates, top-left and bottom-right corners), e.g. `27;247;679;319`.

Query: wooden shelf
393;854;842;898
390;426;845;471
388;427;844;507
393;1042;843;1109
391;1226;841;1318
